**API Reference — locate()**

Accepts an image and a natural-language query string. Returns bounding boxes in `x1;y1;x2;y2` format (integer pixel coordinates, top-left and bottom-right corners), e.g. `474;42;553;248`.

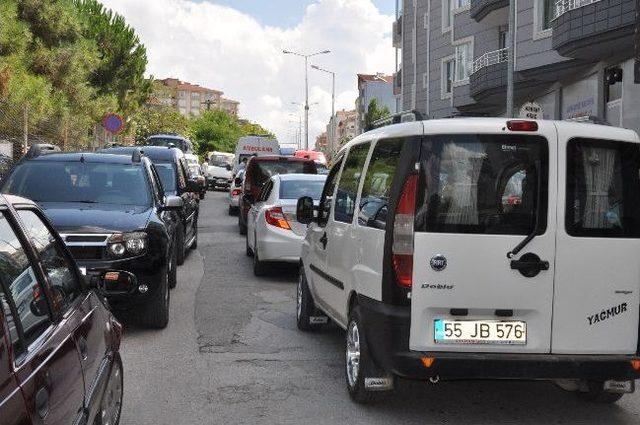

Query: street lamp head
320;50;331;54
311;65;320;70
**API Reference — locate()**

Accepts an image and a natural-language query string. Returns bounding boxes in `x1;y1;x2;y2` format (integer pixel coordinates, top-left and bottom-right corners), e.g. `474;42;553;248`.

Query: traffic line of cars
0;136;203;424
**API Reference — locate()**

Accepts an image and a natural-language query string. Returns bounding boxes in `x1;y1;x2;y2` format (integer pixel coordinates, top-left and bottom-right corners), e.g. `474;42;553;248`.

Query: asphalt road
120;191;640;425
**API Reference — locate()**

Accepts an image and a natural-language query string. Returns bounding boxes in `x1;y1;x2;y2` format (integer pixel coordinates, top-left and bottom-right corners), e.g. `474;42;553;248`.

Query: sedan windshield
279;179;325;200
4;162;151;206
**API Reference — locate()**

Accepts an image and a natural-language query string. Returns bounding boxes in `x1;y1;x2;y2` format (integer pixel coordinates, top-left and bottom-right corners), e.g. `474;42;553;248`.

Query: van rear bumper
358;295;640;381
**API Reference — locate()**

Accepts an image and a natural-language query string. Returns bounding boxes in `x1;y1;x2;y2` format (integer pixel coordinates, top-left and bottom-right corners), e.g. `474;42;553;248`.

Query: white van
234;136;280;172
295;117;640;404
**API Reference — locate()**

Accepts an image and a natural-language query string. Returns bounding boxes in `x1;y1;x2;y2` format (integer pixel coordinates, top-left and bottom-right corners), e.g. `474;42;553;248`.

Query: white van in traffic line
295;117;640;404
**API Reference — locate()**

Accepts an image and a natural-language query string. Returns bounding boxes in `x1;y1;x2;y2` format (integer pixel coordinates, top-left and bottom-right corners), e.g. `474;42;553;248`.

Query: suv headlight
108;232;147;258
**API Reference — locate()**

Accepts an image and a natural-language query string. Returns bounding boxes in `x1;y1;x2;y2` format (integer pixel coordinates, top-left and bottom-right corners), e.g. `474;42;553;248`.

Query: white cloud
101;0;394;148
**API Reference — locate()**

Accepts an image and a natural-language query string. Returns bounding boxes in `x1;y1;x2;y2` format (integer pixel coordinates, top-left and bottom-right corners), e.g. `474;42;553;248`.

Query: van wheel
296;268;322;331
176;226;186;265
253;243;267;276
143;263;170;329
346;306;392;404
96;353;123;425
578;382;625;403
168;242;178;289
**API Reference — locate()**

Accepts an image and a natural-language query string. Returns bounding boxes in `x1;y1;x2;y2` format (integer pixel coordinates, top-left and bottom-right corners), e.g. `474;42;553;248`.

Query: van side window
0;213;51;355
415;134;548;235
18;210;81;315
566;138;640;237
318;156;344;227
259;180;273;202
358;139;404;230
334;143;371;224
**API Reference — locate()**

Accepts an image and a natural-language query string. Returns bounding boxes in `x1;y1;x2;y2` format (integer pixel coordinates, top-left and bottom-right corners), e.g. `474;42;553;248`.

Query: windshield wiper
77;200;99;204
507;160;542;259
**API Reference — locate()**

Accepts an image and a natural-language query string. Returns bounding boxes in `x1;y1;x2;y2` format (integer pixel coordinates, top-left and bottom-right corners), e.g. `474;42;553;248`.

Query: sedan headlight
108;232;147;257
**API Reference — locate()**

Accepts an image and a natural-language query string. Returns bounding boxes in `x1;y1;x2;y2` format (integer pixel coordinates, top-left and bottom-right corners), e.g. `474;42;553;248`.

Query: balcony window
534;0;556;38
442;0;452;31
499;29;508;50
454;0;470;9
441;57;455;98
455;42;472;82
542;0;556;29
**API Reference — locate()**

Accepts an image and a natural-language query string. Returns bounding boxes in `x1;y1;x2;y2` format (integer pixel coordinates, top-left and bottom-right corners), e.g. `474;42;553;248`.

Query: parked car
2;147;185;328
228;169;244;215
185;154;207;200
295;117;640;404
238;156;318;235
246;174;326;276
0;194;123;425
102;146;200;266
206;151;234;190
146;133;194;153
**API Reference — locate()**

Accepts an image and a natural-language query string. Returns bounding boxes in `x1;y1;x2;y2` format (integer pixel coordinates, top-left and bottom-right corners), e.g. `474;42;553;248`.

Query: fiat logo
430;255;447;272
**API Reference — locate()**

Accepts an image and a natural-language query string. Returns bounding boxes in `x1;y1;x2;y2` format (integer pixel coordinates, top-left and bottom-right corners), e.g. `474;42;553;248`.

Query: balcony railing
471;48;508;75
554;0;601;18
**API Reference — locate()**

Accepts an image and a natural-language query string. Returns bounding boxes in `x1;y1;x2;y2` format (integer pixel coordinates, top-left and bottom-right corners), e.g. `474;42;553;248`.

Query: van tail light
265;207;291;230
507;120;538;132
392;173;418;288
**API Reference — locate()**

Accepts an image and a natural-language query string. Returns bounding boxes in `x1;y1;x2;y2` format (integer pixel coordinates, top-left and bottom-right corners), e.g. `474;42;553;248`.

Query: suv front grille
60;233;112;261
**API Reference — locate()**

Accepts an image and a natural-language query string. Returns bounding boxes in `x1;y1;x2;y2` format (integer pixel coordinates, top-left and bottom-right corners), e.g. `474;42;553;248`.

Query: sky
100;0;396;148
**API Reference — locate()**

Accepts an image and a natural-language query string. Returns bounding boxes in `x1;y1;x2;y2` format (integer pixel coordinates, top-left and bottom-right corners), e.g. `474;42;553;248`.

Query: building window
441;57;455;98
534;0;555;38
499;29;508;50
191;92;200;99
442;0;452;31
454;42;472;82
453;0;470;10
542;0;556;29
178;90;186;99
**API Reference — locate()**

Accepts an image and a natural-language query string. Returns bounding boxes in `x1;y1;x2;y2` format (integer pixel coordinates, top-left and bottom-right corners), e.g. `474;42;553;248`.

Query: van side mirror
162;195;183;211
297;196;315;225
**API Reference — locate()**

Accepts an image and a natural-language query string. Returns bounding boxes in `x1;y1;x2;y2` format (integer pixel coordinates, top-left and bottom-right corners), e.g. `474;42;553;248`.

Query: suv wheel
345;305;393;403
296;268;324;331
176;225;186;265
97;354;123;425
144;263;170;329
253;241;267;276
168;242;178;289
578;382;625;403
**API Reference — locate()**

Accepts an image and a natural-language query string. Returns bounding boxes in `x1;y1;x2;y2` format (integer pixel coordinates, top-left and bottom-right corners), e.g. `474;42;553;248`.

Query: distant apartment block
325;109;357;156
395;0;640;134
315;132;328;152
148;78;240;117
355;73;396;134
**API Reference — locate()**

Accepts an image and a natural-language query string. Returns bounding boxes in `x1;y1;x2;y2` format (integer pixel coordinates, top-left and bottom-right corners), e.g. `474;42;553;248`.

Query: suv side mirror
162;195;183;211
296;196;315;225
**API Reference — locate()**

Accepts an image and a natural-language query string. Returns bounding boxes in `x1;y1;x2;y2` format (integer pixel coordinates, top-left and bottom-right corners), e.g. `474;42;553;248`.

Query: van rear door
410;122;558;353
552;126;640;354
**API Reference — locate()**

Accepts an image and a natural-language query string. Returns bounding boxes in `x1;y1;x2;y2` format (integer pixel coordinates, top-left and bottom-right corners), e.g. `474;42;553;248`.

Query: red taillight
265;207;291;230
231;188;242;197
392;173;418;288
507;120;538;132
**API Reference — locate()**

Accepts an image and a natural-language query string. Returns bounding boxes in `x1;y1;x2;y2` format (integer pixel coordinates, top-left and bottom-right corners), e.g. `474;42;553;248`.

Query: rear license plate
434;319;526;345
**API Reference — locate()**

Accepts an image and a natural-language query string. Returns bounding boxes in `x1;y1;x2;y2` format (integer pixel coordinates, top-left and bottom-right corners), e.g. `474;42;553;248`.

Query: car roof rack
367;110;425;131
565;115;611;126
25;143;61;159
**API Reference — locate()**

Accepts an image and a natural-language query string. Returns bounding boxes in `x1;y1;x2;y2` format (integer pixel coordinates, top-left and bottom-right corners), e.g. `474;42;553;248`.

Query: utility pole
311;64;336;155
283;49;331;150
635;0;639;83
506;0;516;117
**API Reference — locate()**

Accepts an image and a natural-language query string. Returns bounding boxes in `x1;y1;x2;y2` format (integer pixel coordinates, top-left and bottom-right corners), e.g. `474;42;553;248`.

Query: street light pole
283;49;331;150
506;0;516;117
311;64;336;156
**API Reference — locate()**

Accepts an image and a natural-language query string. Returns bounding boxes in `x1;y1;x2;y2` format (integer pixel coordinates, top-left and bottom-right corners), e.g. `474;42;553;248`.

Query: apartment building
326;109;358;156
395;0;640;134
316;132;328;152
355;73;396;134
150;78;241;117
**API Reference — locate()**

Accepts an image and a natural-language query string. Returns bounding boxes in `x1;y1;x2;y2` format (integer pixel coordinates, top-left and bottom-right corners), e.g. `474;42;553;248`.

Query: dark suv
1;147;184;328
101;146;200;265
238;156;317;234
0;194;123;425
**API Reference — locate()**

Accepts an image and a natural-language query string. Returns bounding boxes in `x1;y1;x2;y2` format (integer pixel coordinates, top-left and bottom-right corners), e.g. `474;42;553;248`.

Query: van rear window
252;160;316;188
415;134;548;235
566;138;640;238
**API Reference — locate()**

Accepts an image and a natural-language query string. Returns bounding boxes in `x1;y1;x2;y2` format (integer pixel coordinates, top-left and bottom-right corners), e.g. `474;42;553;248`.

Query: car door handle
35;387;50;419
319;232;328;249
78;336;88;361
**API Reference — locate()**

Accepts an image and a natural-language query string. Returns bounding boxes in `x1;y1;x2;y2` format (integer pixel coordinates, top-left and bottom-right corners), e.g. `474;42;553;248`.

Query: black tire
95;353;123;425
578;382;625;403
345;305;392;404
190;217;198;250
296;267;321;331
246;234;254;257
239;215;247;235
253;242;268;276
228;205;235;215
143;263;170;329
168;242;178;289
176;225;186;265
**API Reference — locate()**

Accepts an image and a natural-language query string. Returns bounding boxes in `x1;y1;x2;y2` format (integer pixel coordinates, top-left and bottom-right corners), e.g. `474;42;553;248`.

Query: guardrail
554;0;601;19
471;48;508;75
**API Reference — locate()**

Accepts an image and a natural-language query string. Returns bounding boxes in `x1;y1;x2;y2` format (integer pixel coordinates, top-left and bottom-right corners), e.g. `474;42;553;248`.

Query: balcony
552;0;636;60
470;0;508;21
392;15;403;49
393;69;402;96
470;49;508;103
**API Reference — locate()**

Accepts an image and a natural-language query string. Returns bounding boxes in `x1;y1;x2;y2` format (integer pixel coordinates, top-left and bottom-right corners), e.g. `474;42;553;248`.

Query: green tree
131;106;190;143
189;109;242;155
364;98;390;130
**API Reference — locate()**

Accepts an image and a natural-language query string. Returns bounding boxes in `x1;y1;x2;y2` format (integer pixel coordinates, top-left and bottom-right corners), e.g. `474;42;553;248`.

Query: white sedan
247;173;327;276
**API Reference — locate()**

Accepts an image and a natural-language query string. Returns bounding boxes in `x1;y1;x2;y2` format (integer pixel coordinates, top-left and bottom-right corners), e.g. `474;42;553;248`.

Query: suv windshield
5;161;151;206
415;134;548;235
147;137;188;152
154;162;177;193
253;160;316;189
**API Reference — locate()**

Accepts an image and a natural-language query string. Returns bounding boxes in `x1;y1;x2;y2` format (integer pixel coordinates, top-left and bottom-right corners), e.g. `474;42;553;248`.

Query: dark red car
0;194;123;425
238;156;317;235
